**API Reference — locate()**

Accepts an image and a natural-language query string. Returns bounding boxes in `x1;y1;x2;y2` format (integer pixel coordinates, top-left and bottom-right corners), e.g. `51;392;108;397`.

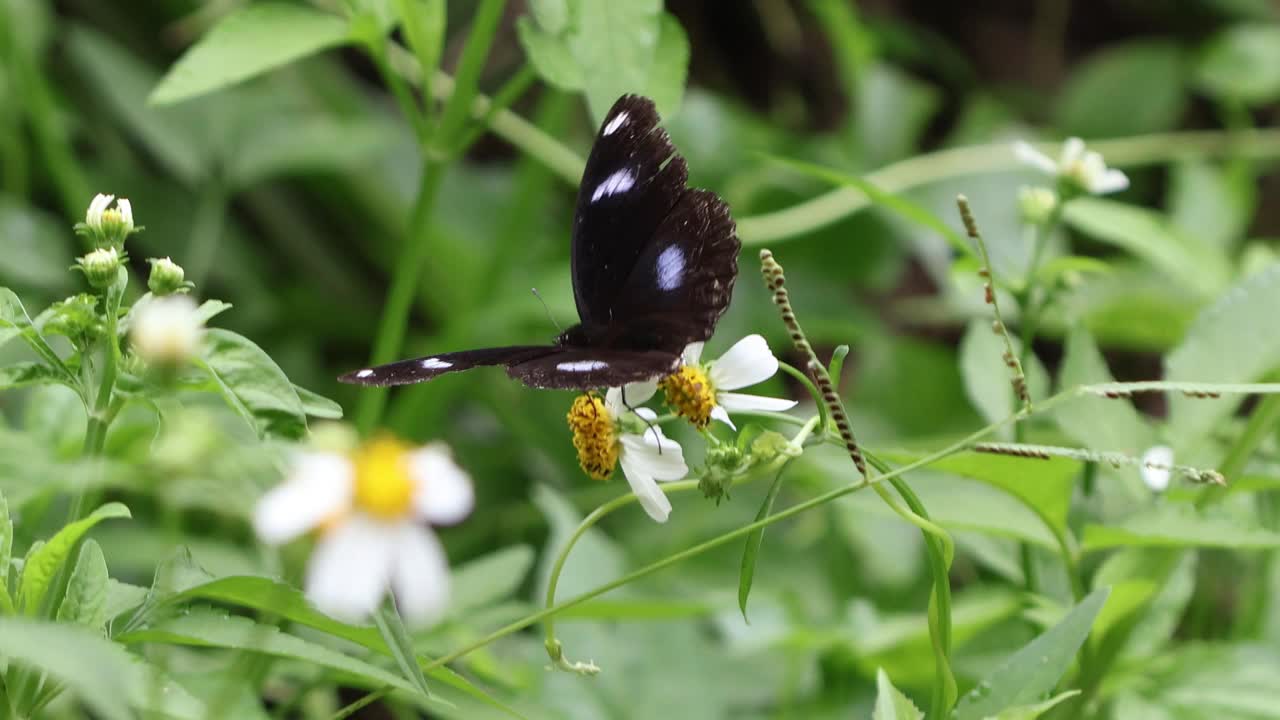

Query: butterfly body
340;95;739;391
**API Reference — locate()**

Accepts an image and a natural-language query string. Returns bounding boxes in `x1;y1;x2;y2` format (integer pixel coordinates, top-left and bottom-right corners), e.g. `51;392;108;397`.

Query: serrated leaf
0;361;67;390
516;17;583;90
1165;262;1280;450
953;587;1109;720
198;328;308;439
151;3;352;105
0;617;205;720
0;287;78;387
18;503;130;615
57;538;110;629
873;668;925;720
1083;503;1280;551
569;0;663;124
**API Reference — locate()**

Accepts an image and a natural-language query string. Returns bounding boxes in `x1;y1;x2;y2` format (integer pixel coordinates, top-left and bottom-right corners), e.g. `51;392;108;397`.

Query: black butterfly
339;94;740;390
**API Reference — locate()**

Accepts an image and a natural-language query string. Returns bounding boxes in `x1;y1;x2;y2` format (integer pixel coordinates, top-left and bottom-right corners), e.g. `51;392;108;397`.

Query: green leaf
451;545;536;614
958;319;1050;434
873;668;925;720
569;0;663;123
224;115;392;189
117;609;447;704
1165;262;1280;450
0;287;78;388
0;361;66;390
530;0;570;33
739;466;787;622
0;490;12;613
516;17;583;90
1121;643;1280;717
1054;328;1154;454
1063;197;1228;297
1056;40;1186;137
644;13;689;118
985;691;1081;719
150;3;352;105
0;198;75;292
18;503;130;615
1083;503;1280;551
1168;160;1253;254
1194;24;1280;104
375;604;434;698
56;538;110;629
198;328;308;439
953;587;1109;720
0;617;205;720
104;579;149;624
293;384;344;420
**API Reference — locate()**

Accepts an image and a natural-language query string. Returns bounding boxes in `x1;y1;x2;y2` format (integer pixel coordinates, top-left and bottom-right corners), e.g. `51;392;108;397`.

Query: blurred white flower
253;436;473;625
131;295;202;365
660;334;797;429
1141;445;1174;492
567;387;687;523
1014;138;1129;195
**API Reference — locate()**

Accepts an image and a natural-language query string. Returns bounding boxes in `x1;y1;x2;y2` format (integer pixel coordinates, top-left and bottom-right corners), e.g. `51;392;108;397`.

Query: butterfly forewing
339;346;556;387
570;95;689;330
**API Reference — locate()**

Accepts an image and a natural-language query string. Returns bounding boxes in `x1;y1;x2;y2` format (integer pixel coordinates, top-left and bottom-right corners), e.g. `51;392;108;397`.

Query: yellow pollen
566;394;618;480
660;365;716;428
101;208;122;224
351;436;416;519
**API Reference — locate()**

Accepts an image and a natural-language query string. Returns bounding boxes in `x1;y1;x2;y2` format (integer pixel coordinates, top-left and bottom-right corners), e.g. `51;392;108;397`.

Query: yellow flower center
351;436;416;519
566;394;618;480
659;365;716;428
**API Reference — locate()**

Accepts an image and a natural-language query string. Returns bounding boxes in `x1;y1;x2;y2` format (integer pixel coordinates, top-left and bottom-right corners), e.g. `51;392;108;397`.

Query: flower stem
354;159;447;434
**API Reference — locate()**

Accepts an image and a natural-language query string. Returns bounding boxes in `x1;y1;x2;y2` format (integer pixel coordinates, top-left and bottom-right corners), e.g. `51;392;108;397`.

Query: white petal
117;198;134;228
619;431;687;481
409;443;474;526
717;391;799;413
1092;168;1129;195
86;193;113;226
710;405;736;430
682;342;705;365
1013;142;1057;175
708;335;779;390
634;407;658;422
306;517;396;623
622;379;658;406
1141;445;1174;492
391;525;451;626
253;452;352;545
617;457;672;523
1059;137;1086;167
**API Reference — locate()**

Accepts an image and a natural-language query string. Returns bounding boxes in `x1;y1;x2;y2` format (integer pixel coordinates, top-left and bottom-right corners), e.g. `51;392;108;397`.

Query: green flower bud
43;294;103;342
74;247;122;290
77;193;140;247
147;257;191;295
1017;186;1058;226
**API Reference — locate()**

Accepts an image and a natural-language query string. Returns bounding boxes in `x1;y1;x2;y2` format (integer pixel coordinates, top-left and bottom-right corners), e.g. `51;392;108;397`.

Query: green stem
354;160;447;433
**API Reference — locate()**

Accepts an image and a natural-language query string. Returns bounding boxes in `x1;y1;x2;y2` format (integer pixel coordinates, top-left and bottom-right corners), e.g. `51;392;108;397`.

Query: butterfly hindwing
339;346;557;387
570;95;689;330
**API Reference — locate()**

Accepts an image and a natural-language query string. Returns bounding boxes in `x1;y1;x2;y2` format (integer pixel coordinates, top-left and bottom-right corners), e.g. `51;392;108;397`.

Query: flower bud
78;193;139;247
74;247;122;290
147;257;191;295
131;295;203;366
1017;186;1058;226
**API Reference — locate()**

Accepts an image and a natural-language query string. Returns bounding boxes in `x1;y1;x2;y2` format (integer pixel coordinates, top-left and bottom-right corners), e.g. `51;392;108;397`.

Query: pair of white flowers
254;334;796;624
568;334;796;523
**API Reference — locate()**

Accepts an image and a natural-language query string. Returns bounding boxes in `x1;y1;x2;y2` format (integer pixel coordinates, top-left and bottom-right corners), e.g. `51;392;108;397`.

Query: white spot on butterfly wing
655;245;685;291
603;111;628;136
590;169;636;203
557;360;608;372
420;358;452;370
356;369;374;378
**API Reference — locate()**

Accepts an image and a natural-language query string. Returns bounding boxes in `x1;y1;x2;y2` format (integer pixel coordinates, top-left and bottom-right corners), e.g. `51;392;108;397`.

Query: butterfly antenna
620;384;663;455
530;288;563;333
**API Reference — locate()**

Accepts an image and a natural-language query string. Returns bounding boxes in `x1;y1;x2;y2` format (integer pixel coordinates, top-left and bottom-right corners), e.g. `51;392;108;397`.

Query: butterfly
339;94;740;390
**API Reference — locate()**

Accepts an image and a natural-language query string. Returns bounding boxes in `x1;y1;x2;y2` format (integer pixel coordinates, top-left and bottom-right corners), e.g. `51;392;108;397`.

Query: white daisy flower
658;334;798;429
253;437;474;625
1013;137;1129;196
82;193;136;242
130;295;203;365
566;386;687;523
1140;445;1174;493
